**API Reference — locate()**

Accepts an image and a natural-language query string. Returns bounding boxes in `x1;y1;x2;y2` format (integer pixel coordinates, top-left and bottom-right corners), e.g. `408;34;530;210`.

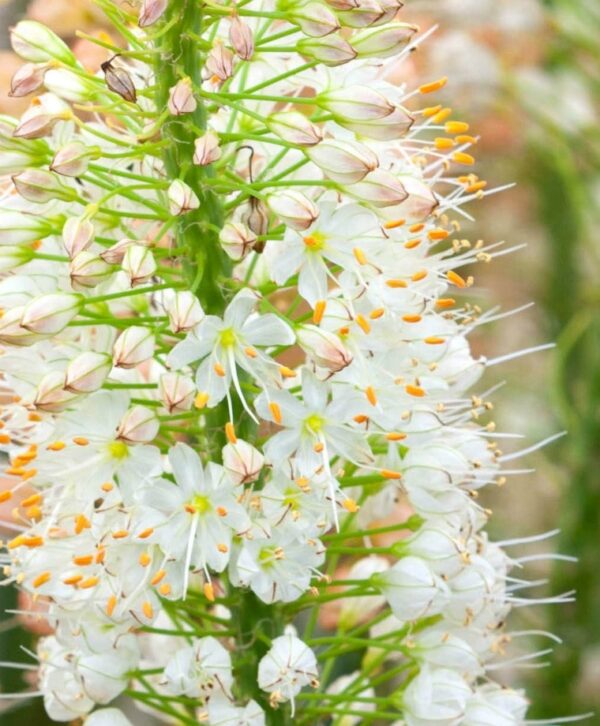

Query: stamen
313;300;326;324
419;76;447;94
225;422;237;444
269;402;282;425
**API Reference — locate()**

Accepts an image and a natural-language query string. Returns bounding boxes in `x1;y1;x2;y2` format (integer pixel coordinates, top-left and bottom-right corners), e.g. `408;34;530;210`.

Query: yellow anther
79;576;99;589
213;362;226;377
33;571;51;588
138;527;154;539
404;238;421;250
365;386;377;406
63;574;83;586
21;493;42;508
313;300;326;324
353;414;369;424
342;498;359;513
436;297;455;308
431;107;452;124
405;384;425;397
355;314;371;334
73;436;89;446
225;422;237;444
386;432;407;441
279;366;297;379
269;402;282;425
445;121;470;134
139;552;151;567
203;582;215;602
217;543;229;553
419;76;447;94
159;583;172;596
244;346;257;358
73;555;94;566
453;152;475;166
142;601;154;619
370;308;385;320
386;279;407;289
383;218;405;230
447;270;467;288
428;229;449;241
422;104;442;117
216;506;228;517
74;514;91;535
111;529;129;539
353;247;367;265
411;270;428;282
0;491;12;504
106;594;117;617
381;469;402;480
425;336;445;345
151;569;166;586
313;442;324;453
194;392;209;409
402;314;422;323
434;137;456;150
101;482;114;492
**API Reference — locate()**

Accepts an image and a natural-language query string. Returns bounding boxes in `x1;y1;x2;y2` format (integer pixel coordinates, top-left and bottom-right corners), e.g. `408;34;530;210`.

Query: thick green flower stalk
0;1;574;724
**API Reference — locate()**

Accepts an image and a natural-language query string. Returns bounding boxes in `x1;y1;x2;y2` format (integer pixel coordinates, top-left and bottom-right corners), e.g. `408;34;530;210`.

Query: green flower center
220;327;237;347
304;413;325;434
107;440;129;460
303;231;326;251
191;494;212;514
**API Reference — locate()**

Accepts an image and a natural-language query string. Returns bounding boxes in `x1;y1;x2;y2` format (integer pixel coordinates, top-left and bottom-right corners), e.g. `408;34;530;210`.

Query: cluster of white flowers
0;1;569;724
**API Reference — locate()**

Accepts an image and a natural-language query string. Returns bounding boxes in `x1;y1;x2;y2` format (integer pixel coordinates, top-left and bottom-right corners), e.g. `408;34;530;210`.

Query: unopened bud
223;439;264;485
290;2;340;37
9;63;46;97
345;169;408;207
113;327;155;369
318;85;394;121
51;142;98;177
0;210;55;245
351;22;417;58
168;77;197;115
63;216;95;258
69;252;113;290
12;169;77;204
193;132;221;166
297;325;353;372
21;293;82;335
219;222;257;261
297;35;357;66
339;105;413;140
242;197;269;236
0;306;41;346
307;139;378;184
267;190;319;231
100;237;151;265
168;179;200;216
0;246;33;272
43;68;97;103
337;0;385;29
159;372;195;413
386;175;439;222
65;351;112;393
229;16;254;60
34;371;80;412
139;0;168;28
325;0;359;10
10;21;75;65
267;112;323;147
116;406;159;444
122;244;156;287
101;56;137;103
13;109;63;139
162;290;204;333
204;44;234;83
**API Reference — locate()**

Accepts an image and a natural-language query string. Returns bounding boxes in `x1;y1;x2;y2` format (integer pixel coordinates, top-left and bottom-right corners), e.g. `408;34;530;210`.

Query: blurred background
0;0;598;723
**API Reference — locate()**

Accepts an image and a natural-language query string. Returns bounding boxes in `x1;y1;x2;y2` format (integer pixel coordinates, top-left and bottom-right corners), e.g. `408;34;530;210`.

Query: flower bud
242;197;269;236
168;78;197;115
122;244;157;287
337;0;385;29
34;371;80;412
290;2;340;37
21;293;82;335
0;245;33;271
307;139;378;184
0;210;55;245
113;327;155;368
325;0;359;10
168;179;200;216
339;556;388;628
297;35;357;66
219;222;257;261
12;169;77;204
204;44;234;83
193;132;221;166
267;191;319;231
338;105;413;140
69;251;113;290
13;109;63;139
9;63;46;97
162;290;204;333
267;112;323;147
101;57;137;103
0;306;41;346
318;85;394;121
229;16;254;60
10;21;75;65
100;238;149;265
223;439;264;485
51;142;98;177
351;22;417;58
159;372;196;413
43;69;97;103
297;325;353;372
63;216;95;258
116;406;159;444
139;0;168;27
64;351;112;393
345;169;408;207
384;175;439;221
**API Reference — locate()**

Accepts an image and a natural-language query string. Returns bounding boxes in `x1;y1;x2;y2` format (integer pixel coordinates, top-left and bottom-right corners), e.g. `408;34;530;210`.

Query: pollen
445;121;470;134
214;362;226;377
313;442;324;453
106;594;117;617
342;498;359;513
101;482;114;492
381;469;402;480
151;569;166;585
74;514;91;534
194;392;209;409
303;232;326;250
447;270;467;288
142;601;154;619
419;76;447;94
370;308;385;319
405;384;425;397
225;421;237;444
32;571;51;588
203;582;215;602
386;432;407;441
244;346;257;358
365;386;377;406
139;552;151;567
217;543;229;553
279;366;296;379
355;314;370;334
216;506;228;517
383;218;405;230
269;401;282;425
453;152;475;166
73;436;89;446
313;300;326;324
353;247;367;265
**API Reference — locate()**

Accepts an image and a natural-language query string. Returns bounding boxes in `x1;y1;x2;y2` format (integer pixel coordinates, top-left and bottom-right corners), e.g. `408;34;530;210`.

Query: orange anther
203;582;215;602
151;569;166;586
353;247;367;265
106;594;117;616
355;314;370;334
419;76;447;94
46;441;66;451
436;298;455;308
225;422;237;444
138;527;154;539
383;218;405;230
370;308;385;320
365;386;377;406
447;270;467;288
453;152;475;166
244;346;257;358
142;601;154;619
411;270;428;282
405;384;425;397
386;279;407;289
313;300;326;324
402;314;422;323
213;362;226;377
386;432;407;441
269;402;282;425
72;437;89;446
139;552;151;567
381;469;403;480
425;336;445;345
445;121;470;134
33;571;51;588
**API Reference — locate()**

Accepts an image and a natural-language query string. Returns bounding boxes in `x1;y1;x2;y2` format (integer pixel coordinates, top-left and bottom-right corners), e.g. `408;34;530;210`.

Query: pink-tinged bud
325;0;359;10
204;44;234;83
116;406;159;444
229;16;254;60
13;110;63;139
168;179;200;216
34;371;80;412
9;63;46;97
0;210;55;245
139;0;168;28
242;197;270;236
0;306;41;346
267;191;319;231
290;2;340;37
223;439;264;485
43;69;97;103
372;0;404;25
297;325;353;372
345;169;408;207
318;86;394;121
12;169;77;204
307;139;378;184
382;175;439;222
0;246;33;272
339;105;413;140
159;372;195;413
63;216;95;258
64;351;112;393
101;57;137;103
219;222;257;261
99;238;142;265
162;290;204;333
51;141;98;177
193;132;221;166
297;35;357;66
113;327;155;369
122;244;156;287
168;78;197;115
351;22;418;58
69;252;113;290
267;112;323;147
10;21;75;65
21;293;82;335
338;0;385;29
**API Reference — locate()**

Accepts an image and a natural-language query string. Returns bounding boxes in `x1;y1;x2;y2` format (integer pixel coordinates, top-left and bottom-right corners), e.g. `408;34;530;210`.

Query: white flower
207;697;266;726
162;637;233;699
403;666;472;726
